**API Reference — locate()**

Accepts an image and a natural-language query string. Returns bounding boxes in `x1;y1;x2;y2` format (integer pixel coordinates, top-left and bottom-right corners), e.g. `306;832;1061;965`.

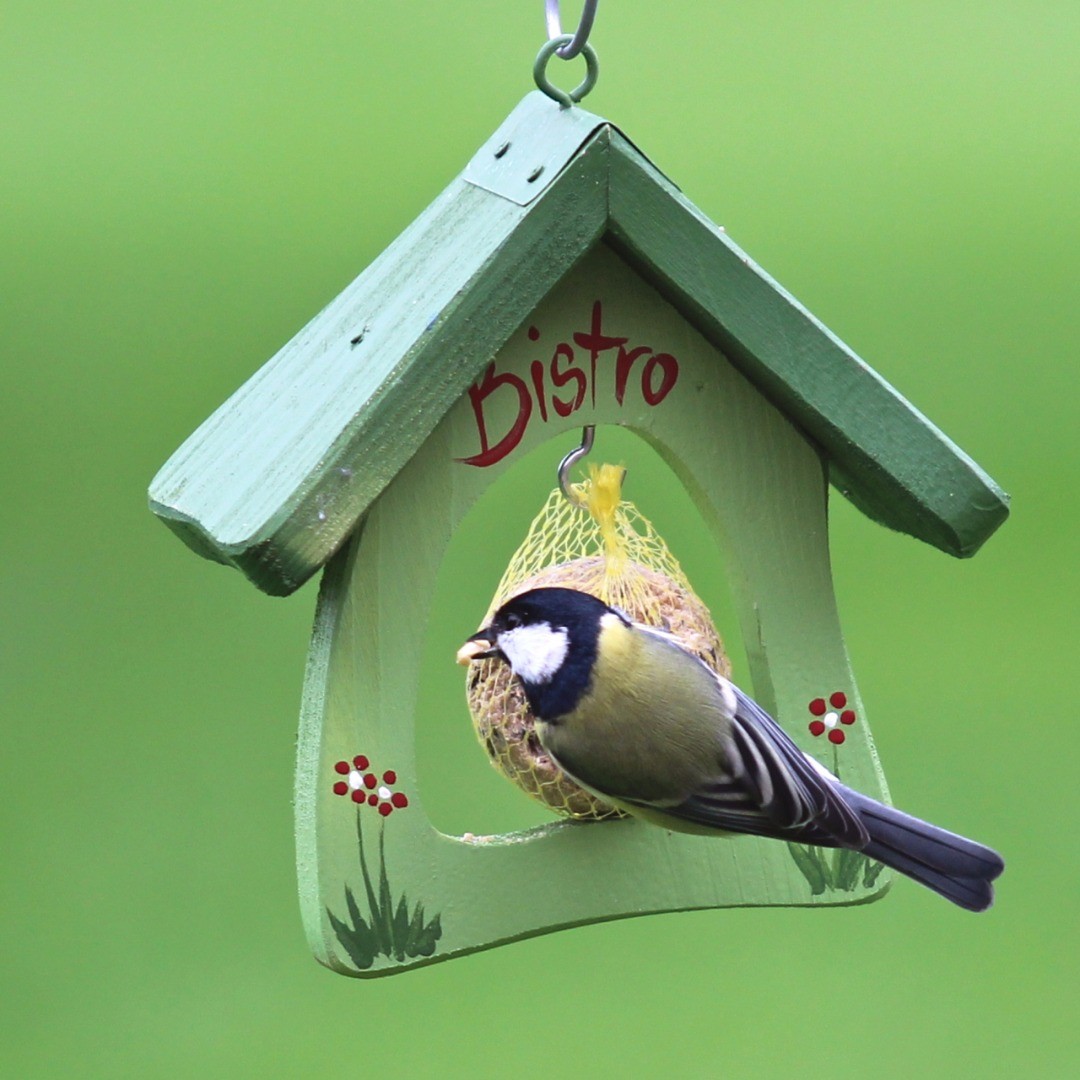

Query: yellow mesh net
466;463;730;820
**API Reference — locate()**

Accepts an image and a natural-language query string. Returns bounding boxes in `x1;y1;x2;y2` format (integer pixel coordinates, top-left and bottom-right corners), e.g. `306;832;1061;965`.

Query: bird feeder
150;86;1008;977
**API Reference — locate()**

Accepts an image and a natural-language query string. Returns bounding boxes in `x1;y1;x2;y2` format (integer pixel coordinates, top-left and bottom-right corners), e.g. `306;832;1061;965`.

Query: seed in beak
456;638;493;665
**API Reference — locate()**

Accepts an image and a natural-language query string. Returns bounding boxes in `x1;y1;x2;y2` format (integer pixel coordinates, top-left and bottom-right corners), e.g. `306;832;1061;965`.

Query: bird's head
456;587;621;719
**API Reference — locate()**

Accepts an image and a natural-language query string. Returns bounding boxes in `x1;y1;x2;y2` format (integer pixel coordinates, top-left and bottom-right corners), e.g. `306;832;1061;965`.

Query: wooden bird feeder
150;90;1008;976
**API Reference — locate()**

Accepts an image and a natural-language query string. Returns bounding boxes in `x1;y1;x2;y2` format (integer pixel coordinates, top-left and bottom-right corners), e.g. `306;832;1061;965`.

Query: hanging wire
545;0;599;60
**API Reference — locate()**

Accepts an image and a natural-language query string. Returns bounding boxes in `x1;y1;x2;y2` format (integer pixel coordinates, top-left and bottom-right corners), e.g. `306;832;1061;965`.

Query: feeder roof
149;92;1008;596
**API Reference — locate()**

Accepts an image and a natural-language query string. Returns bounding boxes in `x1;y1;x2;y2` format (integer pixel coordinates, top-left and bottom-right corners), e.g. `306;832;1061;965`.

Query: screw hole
527;165;545;183
494;141;510;159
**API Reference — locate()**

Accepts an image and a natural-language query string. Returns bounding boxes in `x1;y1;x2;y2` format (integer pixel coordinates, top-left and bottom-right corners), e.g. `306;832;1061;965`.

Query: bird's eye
504;612;522;629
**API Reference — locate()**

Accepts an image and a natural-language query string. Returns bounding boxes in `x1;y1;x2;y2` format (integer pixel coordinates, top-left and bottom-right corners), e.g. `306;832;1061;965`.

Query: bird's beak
456;629;501;666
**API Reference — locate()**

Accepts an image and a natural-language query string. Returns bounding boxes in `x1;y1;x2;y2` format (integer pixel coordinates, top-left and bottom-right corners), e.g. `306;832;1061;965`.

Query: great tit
457;586;1004;911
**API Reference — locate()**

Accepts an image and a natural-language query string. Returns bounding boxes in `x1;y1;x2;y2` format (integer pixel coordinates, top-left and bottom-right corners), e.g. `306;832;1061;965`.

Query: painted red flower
332;755;409;816
807;691;857;745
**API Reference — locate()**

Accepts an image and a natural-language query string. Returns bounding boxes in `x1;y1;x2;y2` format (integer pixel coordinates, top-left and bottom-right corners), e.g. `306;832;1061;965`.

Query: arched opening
415;424;750;837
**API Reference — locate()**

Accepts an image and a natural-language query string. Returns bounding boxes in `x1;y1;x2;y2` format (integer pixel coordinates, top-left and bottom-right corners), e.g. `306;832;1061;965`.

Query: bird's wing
626;626;870;847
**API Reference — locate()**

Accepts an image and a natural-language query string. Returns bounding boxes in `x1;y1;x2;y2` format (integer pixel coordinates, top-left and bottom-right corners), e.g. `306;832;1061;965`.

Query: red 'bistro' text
459;301;679;467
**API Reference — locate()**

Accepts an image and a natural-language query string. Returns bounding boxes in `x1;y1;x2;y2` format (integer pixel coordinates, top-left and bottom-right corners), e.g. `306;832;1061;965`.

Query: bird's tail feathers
838;785;1004;913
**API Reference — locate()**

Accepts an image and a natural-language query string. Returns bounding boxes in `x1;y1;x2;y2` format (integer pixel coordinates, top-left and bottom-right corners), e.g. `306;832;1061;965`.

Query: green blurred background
3;1;1077;1076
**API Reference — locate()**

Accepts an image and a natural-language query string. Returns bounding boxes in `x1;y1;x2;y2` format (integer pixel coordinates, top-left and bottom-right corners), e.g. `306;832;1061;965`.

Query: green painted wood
296;246;891;977
149;94;610;595
604;133;1009;559
150;92;1007;596
463;91;607;205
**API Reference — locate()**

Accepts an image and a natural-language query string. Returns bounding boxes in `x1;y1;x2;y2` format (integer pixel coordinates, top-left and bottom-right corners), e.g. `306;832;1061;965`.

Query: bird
457;586;1004;911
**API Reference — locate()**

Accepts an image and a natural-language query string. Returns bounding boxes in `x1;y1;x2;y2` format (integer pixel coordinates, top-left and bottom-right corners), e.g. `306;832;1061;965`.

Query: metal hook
558;425;595;508
545;0;599;60
533;35;599;107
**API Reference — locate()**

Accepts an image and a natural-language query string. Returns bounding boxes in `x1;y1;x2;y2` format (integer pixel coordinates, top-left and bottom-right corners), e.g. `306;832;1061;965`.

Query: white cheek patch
497;622;569;684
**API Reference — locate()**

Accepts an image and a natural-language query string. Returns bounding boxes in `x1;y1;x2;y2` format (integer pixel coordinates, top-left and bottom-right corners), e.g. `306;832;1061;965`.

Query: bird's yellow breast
536;614;730;805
